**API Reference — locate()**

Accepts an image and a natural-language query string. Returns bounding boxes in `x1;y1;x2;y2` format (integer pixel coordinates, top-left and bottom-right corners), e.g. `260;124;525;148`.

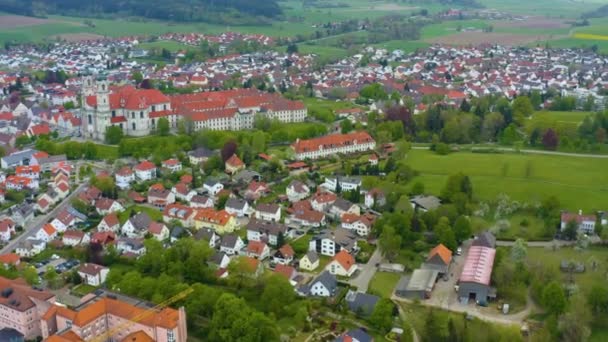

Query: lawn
369;271;401;298
95;144;119;160
420;20;489;40
405;149;608;211
71;283;97;297
526;246;608;295
526;110;591;135
495;213;549;241
118;205;163;224
292;234;312;257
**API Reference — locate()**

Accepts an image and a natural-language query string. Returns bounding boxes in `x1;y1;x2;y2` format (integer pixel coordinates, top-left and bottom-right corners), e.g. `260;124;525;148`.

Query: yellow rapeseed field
573;33;608;41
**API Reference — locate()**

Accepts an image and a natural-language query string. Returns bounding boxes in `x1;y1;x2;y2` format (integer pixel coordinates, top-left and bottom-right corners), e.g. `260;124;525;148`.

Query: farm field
405;149;608;211
475;0;601;18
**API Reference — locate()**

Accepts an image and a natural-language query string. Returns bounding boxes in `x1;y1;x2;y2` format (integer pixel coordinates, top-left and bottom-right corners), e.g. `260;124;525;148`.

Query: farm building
457;245;496;304
422;243;452;275
395;269;438;299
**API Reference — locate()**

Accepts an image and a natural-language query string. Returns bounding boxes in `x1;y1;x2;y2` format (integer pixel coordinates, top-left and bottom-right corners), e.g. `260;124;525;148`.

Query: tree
132;71;144;85
411;182;425;196
530;90;542;110
286;43;299;54
203;155;223;174
221;141;238;162
105;126;124;145
564;220;578;240
260;274;295;316
340;119;353;134
369;299;394;333
435;217;457;251
559;294;591;342
22;266;39;285
424;309;448;342
541;281;567;316
542;128;559;150
156;117;170;136
510;238;527;263
453;216;472;243
588;285;608;314
379;225;401;261
44;266;61;289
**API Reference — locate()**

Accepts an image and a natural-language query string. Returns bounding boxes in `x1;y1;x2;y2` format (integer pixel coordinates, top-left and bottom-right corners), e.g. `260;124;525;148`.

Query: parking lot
35;256;80;277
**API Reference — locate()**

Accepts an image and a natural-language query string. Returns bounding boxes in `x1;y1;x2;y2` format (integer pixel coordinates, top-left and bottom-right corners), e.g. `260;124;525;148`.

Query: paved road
412;145;608;158
1;182;88;254
348;248;382;292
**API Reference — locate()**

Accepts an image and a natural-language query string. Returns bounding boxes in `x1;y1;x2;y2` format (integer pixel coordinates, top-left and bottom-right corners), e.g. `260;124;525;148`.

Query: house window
164;104;167;110
167;330;176;342
140;111;144;118
88;115;92;125
131;112;135;119
111;110;116;117
152;105;156;111
132;122;136;131
119;123;123;129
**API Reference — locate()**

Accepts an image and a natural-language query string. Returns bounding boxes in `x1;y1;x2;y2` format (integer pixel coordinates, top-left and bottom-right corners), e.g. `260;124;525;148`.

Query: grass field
369;272;401;298
420;20;489;40
406;149;608;211
496;213;548;241
476;0;601;18
118;205;163;224
297;44;350;61
527;246;608;295
372;40;430;53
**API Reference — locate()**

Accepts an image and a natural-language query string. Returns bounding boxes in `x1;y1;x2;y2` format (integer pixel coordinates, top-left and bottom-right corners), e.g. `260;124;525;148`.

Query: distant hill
0;0;283;24
582;4;608;18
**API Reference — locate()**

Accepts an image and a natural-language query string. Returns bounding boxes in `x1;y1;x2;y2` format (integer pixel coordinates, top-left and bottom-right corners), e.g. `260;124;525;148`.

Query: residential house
299;251;320;271
300;271;337;297
203;179;224;196
193;228;220;248
35;224;57;242
10;203;35;225
208;251;231;270
77;263;110;286
134;160;157;181
246;219;289;246
90;231;116;246
5;175;38;191
148;222;170;241
364;188;386;208
225;154;245;175
0;218;15;242
162;158;182;173
561;211;598;234
115;167;135;189
309;228;358;256
345;290;380;316
244;181;270;201
219;234;245;255
0;253;20;268
311;191;338;212
163;203;196;228
190;195;214;208
326;250;357;277
121;212;152;238
97;213;120;233
193;208;238;234
273;244;295;265
341;213;373;237
15;165;41;180
188;147;214;165
329;198;360;219
322;176;361;192
172;183;196;202
15;239;46;258
62;230;90;246
225;198;250;218
274;264;297;282
95;198;124;216
335;328;374;342
286;180;310;202
116;238;146;256
410;195;441;212
50;209;78;233
255;203;281;222
246;241;270;260
147;184;175;209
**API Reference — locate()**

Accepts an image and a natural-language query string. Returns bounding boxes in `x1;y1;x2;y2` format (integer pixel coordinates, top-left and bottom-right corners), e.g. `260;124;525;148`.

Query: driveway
348;248;382;292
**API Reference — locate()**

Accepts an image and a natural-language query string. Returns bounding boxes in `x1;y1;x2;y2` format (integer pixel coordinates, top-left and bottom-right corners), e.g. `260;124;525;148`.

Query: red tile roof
428;244;452;265
292;131;375;154
333;250;355;271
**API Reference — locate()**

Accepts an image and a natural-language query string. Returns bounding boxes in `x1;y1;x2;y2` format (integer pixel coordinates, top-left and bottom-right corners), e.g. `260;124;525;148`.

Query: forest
0;0;283;24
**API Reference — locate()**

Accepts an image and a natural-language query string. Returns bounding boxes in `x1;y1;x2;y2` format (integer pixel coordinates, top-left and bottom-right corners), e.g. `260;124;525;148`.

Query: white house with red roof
292;131;376;160
326;250;357;277
560;211;598;234
50;209;79;232
341;213;373;237
225;154;245;175
115;166;135;189
35;224;58;242
15;165;41;179
246;241;270;260
95;198;124;216
0;218;15;242
62;230;90;246
162;158;182;173
98;213;120;233
78;263;110;286
134;160;157;181
172;183;196;202
148;222;170;241
5;175;38;191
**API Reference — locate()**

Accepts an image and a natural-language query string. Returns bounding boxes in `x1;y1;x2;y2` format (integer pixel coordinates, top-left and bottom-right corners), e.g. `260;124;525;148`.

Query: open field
137;41;192;52
369;271;401;298
428;32;565;46
0;14;82;29
51;33;106;42
494;17;570;30
406;149;608;211
476;0;602;18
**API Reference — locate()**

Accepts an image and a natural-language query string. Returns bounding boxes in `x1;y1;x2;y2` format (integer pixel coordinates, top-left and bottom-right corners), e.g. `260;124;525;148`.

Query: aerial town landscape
1;0;608;341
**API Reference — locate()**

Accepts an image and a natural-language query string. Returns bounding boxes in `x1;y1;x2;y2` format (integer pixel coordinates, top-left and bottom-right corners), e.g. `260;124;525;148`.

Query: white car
456;247;462;255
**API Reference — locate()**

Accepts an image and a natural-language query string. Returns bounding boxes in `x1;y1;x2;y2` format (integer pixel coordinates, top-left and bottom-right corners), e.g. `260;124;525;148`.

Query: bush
520;218;529;227
435;143;450;155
